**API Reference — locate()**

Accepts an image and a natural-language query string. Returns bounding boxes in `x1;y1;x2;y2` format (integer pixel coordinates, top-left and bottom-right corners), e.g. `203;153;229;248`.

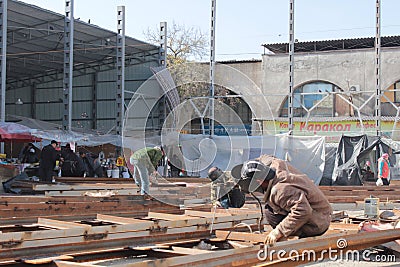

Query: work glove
265;228;283;246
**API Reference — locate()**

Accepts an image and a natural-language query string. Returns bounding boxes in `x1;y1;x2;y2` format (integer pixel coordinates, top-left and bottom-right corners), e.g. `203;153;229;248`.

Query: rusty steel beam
113;229;400;267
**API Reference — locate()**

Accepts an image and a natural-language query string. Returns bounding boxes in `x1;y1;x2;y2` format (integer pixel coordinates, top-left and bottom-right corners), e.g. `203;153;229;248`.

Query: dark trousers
382;178;390;185
265;204;286;228
39;168;54;182
265;204;328;238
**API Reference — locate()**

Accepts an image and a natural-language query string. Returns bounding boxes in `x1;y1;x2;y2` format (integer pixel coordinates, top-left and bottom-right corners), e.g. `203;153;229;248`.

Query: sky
20;0;400;61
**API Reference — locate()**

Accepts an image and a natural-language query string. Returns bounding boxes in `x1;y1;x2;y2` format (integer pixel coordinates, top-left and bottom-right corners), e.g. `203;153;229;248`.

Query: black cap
51;140;57;145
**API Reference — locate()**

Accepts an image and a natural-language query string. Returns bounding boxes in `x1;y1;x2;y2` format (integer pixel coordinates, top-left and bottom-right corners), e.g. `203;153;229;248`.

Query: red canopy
0;122;41;142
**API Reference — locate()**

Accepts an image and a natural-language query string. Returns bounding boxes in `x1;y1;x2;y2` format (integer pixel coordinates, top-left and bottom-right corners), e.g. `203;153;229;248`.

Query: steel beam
288;0;295;135
159;21;167;67
92;72;97;129
123;229;400;267
209;0;216;136
375;0;381;137
0;0;7;153
62;0;74;131
115;6;125;138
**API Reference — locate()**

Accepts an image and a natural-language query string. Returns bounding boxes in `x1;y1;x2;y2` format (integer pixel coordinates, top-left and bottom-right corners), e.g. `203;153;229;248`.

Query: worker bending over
207;166;245;209
231;154;332;246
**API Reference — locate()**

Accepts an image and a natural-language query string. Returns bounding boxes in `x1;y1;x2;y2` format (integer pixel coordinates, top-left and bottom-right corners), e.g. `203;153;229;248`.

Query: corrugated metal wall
5;61;160;134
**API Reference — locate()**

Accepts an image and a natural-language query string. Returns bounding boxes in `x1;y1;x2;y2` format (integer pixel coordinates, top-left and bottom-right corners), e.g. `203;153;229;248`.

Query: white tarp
163;133;325;184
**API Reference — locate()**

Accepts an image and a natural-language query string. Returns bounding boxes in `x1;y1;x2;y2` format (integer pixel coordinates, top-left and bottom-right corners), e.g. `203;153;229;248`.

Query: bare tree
144;21;208;66
145;22;244;118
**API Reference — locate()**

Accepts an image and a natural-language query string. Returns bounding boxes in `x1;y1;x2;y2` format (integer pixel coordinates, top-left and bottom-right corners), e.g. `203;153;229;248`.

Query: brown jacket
259;155;332;237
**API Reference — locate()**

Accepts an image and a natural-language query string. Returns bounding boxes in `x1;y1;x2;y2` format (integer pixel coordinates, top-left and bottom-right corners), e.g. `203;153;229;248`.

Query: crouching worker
231;155;332;246
207;166;246;209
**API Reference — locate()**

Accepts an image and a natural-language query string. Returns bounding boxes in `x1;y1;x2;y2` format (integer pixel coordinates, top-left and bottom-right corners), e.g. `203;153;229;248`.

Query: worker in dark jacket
60;144;85;177
232;154;332;246
20;143;39;164
129;146;163;195
38;140;60;182
79;151;95;177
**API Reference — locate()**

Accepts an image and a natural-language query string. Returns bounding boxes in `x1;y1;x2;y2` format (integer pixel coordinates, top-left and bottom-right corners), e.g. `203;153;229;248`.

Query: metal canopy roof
262;36;400;54
6;0;159;83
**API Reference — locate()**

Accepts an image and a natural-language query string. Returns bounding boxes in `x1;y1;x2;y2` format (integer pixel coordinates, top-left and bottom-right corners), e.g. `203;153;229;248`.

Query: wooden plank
55;260;101;267
44;189;208;198
54;177;210;184
33;183;139;191
0;223;257;261
154;216;208;229
129;245;170;251
185;210;261;223
215;230;269;243
184;210;232;218
147;212;194;221
150;248;189;256
0;227;87;243
329;222;360;231
96;214;153;227
37;218;91;230
0;218;256;250
228;240;254;248
171;246;213;255
45;189;139;197
23;255;74;264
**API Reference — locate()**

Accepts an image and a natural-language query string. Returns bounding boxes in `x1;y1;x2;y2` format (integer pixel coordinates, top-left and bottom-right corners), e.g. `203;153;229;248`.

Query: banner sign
263;120;398;142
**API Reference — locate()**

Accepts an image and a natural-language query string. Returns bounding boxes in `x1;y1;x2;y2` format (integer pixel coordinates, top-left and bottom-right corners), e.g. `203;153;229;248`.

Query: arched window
279;81;346;117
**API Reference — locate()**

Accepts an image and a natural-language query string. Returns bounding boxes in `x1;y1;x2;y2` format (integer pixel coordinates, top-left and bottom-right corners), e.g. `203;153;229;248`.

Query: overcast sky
21;0;400;61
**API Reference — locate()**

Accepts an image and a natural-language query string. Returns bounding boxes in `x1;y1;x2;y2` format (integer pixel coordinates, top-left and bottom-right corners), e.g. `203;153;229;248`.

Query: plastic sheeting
162;133;325;184
331;135;368;185
331;135;399;185
4;116;121;147
30;130;121;147
0;122;41;142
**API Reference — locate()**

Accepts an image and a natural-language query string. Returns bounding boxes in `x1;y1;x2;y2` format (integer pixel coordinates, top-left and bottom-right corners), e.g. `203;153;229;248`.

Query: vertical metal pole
0;0;7;153
92;72;97;130
160;22;167;131
30;83;36;118
209;0;216;136
288;0;295;135
63;0;74;131
116;6;125;138
159;22;167;67
375;0;381;137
